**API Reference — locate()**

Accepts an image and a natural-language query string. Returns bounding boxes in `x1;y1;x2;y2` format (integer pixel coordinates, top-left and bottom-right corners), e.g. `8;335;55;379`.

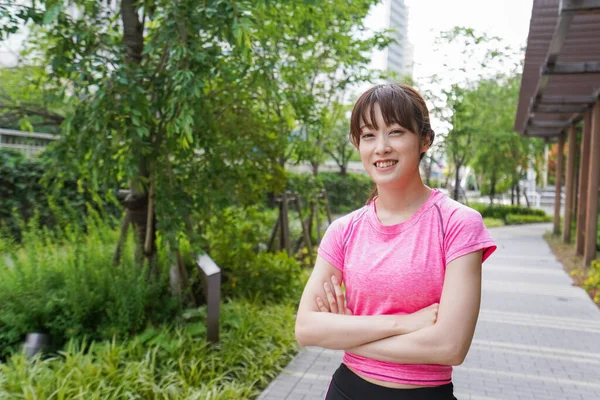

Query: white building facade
385;0;414;80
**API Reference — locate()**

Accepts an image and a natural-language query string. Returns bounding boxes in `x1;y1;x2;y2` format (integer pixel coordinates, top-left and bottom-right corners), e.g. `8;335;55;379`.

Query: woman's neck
375;176;431;217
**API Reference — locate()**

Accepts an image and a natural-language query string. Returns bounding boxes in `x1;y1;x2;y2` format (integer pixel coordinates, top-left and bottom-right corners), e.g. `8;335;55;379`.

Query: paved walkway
259;223;600;400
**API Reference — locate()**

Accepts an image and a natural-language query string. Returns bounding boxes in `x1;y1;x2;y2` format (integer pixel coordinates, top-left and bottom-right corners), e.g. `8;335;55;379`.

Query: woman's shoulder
328;204;371;232
432;190;483;222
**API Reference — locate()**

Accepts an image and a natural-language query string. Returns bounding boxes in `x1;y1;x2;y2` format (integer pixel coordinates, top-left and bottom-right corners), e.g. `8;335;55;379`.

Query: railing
526;191;542;208
0;128;59;158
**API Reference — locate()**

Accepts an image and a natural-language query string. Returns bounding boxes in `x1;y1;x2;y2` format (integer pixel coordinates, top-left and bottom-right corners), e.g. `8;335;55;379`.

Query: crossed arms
294;251;483;366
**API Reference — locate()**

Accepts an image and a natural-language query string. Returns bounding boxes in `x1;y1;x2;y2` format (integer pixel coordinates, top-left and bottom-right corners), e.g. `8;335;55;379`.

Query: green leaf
43;4;62;25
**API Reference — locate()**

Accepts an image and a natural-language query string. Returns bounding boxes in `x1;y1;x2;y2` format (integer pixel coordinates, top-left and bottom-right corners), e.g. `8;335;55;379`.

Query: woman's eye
361;133;374;139
390;130;403;135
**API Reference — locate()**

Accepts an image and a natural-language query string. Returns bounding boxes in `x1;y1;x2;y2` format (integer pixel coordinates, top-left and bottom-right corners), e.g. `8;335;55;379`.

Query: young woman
295;84;497;400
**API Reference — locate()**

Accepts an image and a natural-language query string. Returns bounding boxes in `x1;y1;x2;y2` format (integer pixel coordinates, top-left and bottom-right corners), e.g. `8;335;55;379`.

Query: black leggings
325;364;458;400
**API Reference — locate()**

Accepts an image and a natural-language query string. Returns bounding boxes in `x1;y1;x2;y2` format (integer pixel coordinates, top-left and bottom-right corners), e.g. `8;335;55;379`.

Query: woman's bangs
376;87;416;132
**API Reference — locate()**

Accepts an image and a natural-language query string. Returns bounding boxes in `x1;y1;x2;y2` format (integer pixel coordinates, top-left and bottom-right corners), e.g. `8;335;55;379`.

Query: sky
2;1;534;68
356;0;535;135
365;0;534;82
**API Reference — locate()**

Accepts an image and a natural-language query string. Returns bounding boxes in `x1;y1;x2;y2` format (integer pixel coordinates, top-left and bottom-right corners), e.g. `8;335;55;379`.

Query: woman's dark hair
350;83;435;155
349;83;435;202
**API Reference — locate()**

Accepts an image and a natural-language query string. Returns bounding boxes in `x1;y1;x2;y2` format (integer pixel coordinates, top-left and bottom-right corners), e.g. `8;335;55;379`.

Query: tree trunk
453;163;461;201
121;0;156;266
516;182;521;206
424;155;433;186
339;164;347;177
311;162;319;177
489;173;496;205
121;0;144;64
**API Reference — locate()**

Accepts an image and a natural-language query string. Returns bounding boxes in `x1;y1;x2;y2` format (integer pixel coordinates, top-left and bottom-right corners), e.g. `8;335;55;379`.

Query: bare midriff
347;366;428;389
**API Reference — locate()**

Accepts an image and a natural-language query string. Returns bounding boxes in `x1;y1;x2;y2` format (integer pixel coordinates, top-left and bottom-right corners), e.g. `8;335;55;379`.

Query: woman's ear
420;134;431;154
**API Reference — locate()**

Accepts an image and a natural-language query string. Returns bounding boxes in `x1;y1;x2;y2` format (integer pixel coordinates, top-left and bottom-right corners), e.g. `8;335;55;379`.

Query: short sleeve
317;219;345;271
444;208;497;265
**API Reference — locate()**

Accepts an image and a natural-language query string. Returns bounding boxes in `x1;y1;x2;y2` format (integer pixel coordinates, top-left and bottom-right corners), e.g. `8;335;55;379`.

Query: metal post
554;133;565;235
23;333;50;358
196;254;221;343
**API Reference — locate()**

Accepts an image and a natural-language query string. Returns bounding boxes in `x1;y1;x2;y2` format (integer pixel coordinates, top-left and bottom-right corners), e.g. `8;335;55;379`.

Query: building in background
385;0;414;80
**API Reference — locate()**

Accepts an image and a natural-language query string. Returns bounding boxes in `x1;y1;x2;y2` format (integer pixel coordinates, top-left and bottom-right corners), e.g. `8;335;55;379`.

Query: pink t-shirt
318;188;496;386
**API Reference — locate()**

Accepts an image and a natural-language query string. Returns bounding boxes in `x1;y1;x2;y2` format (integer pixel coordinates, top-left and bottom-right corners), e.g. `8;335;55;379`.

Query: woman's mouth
374;160;398;169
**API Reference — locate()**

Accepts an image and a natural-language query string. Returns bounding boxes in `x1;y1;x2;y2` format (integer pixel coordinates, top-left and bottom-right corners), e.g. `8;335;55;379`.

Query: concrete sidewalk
258;223;600;400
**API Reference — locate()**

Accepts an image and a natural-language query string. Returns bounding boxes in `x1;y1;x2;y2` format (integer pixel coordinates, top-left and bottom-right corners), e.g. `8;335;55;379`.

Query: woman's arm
345;250;483;365
295;255;437;350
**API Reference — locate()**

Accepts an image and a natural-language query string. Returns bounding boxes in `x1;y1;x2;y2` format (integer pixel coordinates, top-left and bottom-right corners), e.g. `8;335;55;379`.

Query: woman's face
358;104;426;188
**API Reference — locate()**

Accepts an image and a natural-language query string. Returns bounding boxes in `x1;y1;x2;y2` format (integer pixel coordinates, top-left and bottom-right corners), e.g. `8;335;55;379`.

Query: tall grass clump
0;301;298;399
0;208;178;358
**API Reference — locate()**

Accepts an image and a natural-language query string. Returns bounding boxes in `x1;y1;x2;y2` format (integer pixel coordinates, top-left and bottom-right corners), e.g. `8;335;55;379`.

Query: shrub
0;300;299;399
469;203;548;224
0;149;121;241
202;206;304;303
0;213;178;358
505;214;552;225
287;172;372;215
583;260;600;304
317;172;373;214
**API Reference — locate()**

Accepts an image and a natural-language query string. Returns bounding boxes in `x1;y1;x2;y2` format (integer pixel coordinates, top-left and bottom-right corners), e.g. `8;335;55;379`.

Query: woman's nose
375;136;391;154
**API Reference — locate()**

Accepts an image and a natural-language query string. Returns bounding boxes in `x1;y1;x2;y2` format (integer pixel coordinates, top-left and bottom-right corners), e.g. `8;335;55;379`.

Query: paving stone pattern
258;223;600;400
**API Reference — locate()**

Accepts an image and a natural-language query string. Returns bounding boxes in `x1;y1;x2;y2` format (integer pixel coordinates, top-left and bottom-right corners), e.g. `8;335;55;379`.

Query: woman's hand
314;275;438;334
406;303;439;332
316;275;352;315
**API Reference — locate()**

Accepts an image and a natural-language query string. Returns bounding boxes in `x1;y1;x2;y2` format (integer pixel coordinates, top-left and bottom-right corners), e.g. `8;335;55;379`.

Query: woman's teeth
375;161;397;168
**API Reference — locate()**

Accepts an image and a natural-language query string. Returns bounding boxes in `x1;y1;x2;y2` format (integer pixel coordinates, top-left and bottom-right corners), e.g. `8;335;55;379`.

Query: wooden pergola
515;0;600;266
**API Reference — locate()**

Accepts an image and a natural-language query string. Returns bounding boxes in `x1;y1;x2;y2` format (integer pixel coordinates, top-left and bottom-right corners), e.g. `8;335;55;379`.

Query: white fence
0;128;59;158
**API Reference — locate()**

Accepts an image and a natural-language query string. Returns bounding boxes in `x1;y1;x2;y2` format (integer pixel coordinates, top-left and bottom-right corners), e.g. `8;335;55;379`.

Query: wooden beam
530;120;572;129
554;133;565;235
576;111;592;255
538;95;598;105
533;104;589;114
542;61;600;75
525;129;562;137
563;125;577;243
584;101;600;265
560;0;600;15
522;12;574;133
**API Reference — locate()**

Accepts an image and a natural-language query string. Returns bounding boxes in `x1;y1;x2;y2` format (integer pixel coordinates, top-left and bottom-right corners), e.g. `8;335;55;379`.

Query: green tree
0;66;65;132
444;84;479;200
0;1;388;271
252;1;389;175
423;26;523;200
323;102;355;176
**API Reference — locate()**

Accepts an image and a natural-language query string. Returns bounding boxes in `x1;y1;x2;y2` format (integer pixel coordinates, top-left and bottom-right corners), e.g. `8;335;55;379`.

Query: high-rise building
385;0;414;80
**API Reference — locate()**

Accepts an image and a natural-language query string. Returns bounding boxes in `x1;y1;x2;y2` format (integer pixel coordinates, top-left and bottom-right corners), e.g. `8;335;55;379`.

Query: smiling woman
294;83;497;400
350;84;435;205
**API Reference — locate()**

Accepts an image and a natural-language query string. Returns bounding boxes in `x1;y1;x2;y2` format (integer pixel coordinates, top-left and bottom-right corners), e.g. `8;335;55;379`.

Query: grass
483;218;504;228
0;207;304;399
0;300;299;399
544;232;600;306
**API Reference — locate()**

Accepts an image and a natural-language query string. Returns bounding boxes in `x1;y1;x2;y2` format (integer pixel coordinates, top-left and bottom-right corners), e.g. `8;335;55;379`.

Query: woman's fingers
316;297;329;312
331;276;346;315
324;282;338;314
317;276;351;315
